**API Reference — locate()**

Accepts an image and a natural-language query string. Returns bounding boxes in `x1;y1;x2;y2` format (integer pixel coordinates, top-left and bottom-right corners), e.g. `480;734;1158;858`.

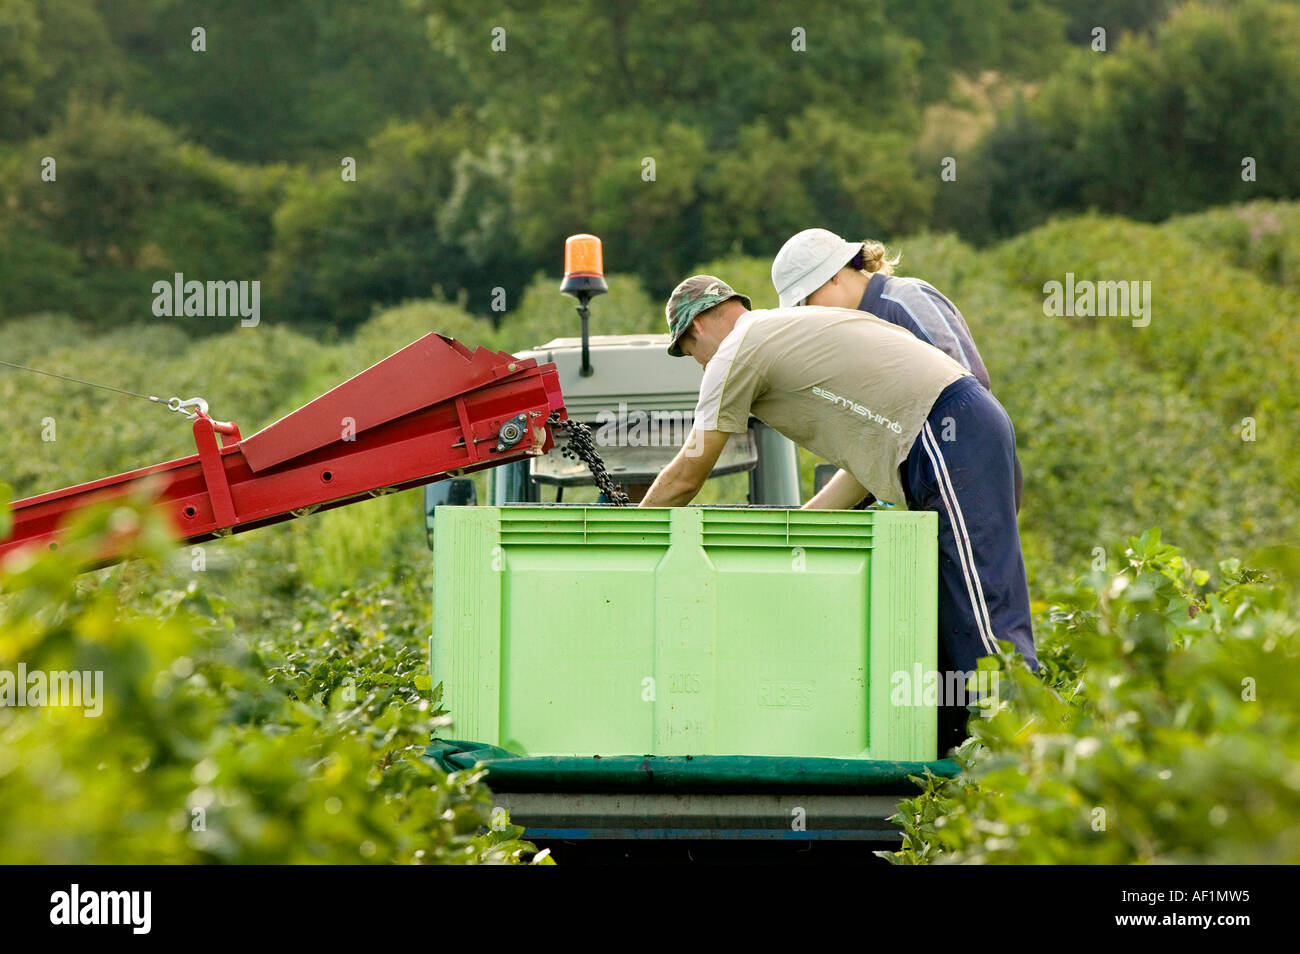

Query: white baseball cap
771;228;862;308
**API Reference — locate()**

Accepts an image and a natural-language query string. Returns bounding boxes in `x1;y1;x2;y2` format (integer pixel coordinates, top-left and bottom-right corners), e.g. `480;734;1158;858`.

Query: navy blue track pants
900;376;1037;741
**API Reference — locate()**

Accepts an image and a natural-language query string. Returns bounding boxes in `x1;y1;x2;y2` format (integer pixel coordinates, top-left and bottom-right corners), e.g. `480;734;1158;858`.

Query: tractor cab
425;233;801;536
424;332;802;536
491;333;800;507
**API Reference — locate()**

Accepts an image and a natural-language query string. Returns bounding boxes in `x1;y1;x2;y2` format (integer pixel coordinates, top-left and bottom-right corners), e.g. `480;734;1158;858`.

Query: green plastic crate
432;506;938;761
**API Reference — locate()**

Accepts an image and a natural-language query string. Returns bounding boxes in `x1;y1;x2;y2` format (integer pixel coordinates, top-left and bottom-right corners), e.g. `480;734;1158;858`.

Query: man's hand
639;429;731;507
801;468;869;510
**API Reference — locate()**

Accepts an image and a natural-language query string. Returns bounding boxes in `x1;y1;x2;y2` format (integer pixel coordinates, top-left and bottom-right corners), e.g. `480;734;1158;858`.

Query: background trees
7;1;1296;328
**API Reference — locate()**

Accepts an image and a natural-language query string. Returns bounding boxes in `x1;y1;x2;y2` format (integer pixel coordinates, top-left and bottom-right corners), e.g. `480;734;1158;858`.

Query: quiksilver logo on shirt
812;386;903;434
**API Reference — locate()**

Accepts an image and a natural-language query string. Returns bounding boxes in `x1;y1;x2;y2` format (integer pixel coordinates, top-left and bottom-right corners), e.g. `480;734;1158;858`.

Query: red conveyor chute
0;333;567;565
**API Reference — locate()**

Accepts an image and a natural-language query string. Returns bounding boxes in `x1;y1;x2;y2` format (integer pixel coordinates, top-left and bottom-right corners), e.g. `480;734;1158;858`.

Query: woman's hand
801;468;869;510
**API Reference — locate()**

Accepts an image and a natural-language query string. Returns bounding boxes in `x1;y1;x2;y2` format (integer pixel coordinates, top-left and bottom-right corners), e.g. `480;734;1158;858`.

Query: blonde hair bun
856;240;900;276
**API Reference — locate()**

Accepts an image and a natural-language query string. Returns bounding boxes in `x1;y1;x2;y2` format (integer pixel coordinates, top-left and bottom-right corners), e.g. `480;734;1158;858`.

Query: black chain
547;411;629;506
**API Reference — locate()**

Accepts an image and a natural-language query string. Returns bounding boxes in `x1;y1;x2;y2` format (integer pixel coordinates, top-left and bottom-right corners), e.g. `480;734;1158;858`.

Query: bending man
639;275;1036;753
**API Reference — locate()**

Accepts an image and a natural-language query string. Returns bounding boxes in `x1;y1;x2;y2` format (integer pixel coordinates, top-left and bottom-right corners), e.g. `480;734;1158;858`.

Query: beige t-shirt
693;306;969;508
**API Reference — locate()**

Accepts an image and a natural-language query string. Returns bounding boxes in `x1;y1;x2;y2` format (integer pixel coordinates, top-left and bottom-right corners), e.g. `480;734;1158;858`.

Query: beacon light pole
559;233;608;378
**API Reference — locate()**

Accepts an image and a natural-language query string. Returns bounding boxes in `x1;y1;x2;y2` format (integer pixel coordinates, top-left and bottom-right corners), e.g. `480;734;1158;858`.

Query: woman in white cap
771;228;1021;511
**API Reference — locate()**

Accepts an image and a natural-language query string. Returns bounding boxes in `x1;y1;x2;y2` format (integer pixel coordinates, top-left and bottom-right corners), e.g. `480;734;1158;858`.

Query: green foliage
0;498;549;864
7;1;1299;327
0;0;45;137
98;0;463;163
895;0;1071;100
1164;199;1300;294
0;0;122;141
702;111;933;264
0;231;86;318
583;118;712;293
984;214;1300;575
350;299;497;364
422;0;921;144
1;103;279;326
268;118;480;328
949;0;1300;242
286;490;426;592
1050;0;1173;45
879;532;1300;864
0;320;321;499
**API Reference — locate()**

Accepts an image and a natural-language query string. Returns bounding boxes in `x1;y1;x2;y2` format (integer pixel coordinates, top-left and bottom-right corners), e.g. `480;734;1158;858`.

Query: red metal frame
1;333;566;565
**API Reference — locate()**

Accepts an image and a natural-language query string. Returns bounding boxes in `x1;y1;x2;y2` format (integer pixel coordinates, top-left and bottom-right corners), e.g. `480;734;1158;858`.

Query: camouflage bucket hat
664;275;752;357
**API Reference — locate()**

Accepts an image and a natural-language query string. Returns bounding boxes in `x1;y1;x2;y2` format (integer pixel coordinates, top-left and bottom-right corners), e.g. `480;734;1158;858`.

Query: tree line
1;0;1294;330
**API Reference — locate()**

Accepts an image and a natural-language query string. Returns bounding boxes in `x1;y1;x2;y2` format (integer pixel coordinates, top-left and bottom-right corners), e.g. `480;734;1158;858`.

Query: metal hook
158;396;210;420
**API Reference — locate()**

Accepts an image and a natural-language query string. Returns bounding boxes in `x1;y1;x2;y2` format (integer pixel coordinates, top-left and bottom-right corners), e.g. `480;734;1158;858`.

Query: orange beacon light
560;233;608;297
559;234;606;377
